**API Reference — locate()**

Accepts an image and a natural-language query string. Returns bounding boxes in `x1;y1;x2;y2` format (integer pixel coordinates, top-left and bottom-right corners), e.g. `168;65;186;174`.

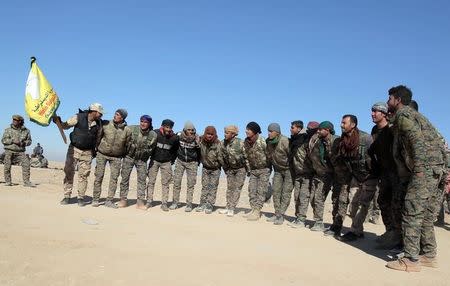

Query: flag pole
53;113;67;144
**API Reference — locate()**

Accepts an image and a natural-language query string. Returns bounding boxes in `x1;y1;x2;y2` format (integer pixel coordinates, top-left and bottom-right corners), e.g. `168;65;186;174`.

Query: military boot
23;182;36;188
288;218;306;228
205;203;213;214
77;198;86;207
169;202;179;210
136;199;147;210
195;204;206;212
60;197;70;205
117;198;127;208
92;200;100;207
274;215;284;225
161;203;169;212
247;209;261;221
104;200;118;209
386;258;421;272
310;221;326;232
185;203;193;212
145;200;153;209
419;255;438;268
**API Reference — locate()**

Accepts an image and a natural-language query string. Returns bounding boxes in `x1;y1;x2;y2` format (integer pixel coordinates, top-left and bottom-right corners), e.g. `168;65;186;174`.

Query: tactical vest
69;111;100;151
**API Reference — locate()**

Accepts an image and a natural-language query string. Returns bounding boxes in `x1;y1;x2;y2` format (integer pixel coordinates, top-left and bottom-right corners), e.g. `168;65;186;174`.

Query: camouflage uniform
267;135;293;216
93;120;131;201
308;133;340;223
199;140;223;206
334;130;373;233
244;135;271;210
289;132;315;220
392;106;446;260
60;113;101;199
1;124;32;185
172;132;201;205
119;126;157;200
222;137;249;210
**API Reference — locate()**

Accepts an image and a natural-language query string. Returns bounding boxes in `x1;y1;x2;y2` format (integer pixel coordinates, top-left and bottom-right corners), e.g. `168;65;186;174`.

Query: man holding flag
24;57;97;205
55;103;104;206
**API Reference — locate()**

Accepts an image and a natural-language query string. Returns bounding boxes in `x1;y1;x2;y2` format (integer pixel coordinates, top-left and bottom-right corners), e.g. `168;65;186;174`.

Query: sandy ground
0;162;449;286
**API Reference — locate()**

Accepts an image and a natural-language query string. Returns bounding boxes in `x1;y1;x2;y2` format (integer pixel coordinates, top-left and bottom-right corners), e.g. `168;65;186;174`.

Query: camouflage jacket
97;120;132;157
199;139;223;170
125;125;157;161
336;130;372;183
290;134;313;177
244;135;270;170
221;137;249;171
308;133;338;177
392;106;446;178
266;135;290;172
2;125;32;152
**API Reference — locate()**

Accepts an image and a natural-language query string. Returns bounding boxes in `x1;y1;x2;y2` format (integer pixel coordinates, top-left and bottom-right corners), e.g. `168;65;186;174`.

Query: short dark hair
409;100;419;111
388;85;412;105
291;120;304;129
342;114;358;127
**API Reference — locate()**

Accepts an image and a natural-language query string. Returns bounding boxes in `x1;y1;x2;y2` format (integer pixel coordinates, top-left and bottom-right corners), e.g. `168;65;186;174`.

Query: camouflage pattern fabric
92;152;122;201
63;145;93;199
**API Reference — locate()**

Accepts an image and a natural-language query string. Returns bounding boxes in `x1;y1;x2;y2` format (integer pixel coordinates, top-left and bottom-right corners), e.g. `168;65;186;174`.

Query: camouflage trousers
119;156;148;200
392;176;409;240
335;178;362;231
348;178;379;235
93;152;122;201
172;159;198;204
368;186;380;222
272;169;294;216
199;168;221;206
3;150;30;185
225;168;246;210
147;160;173;204
295;173;332;222
248;168;271;210
377;172;399;232
293;175;314;219
403;167;444;260
63;145;93;199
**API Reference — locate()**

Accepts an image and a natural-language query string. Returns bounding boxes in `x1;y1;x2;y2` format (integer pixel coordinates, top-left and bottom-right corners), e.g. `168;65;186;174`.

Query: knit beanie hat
246;121;261;134
161;119;175;128
184;120;195;131
268;123;281;133
115;108;128;120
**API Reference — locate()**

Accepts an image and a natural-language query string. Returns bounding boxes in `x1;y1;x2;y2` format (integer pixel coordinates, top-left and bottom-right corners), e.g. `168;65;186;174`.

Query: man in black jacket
147;119;179;211
56;103;103;206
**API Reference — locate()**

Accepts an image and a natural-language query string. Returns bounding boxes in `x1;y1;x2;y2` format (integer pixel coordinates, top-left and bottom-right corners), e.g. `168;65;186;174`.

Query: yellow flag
24;58;60;126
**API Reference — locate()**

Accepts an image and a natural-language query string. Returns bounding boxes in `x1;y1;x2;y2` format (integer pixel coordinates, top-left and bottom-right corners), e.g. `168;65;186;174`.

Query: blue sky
1;0;449;160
